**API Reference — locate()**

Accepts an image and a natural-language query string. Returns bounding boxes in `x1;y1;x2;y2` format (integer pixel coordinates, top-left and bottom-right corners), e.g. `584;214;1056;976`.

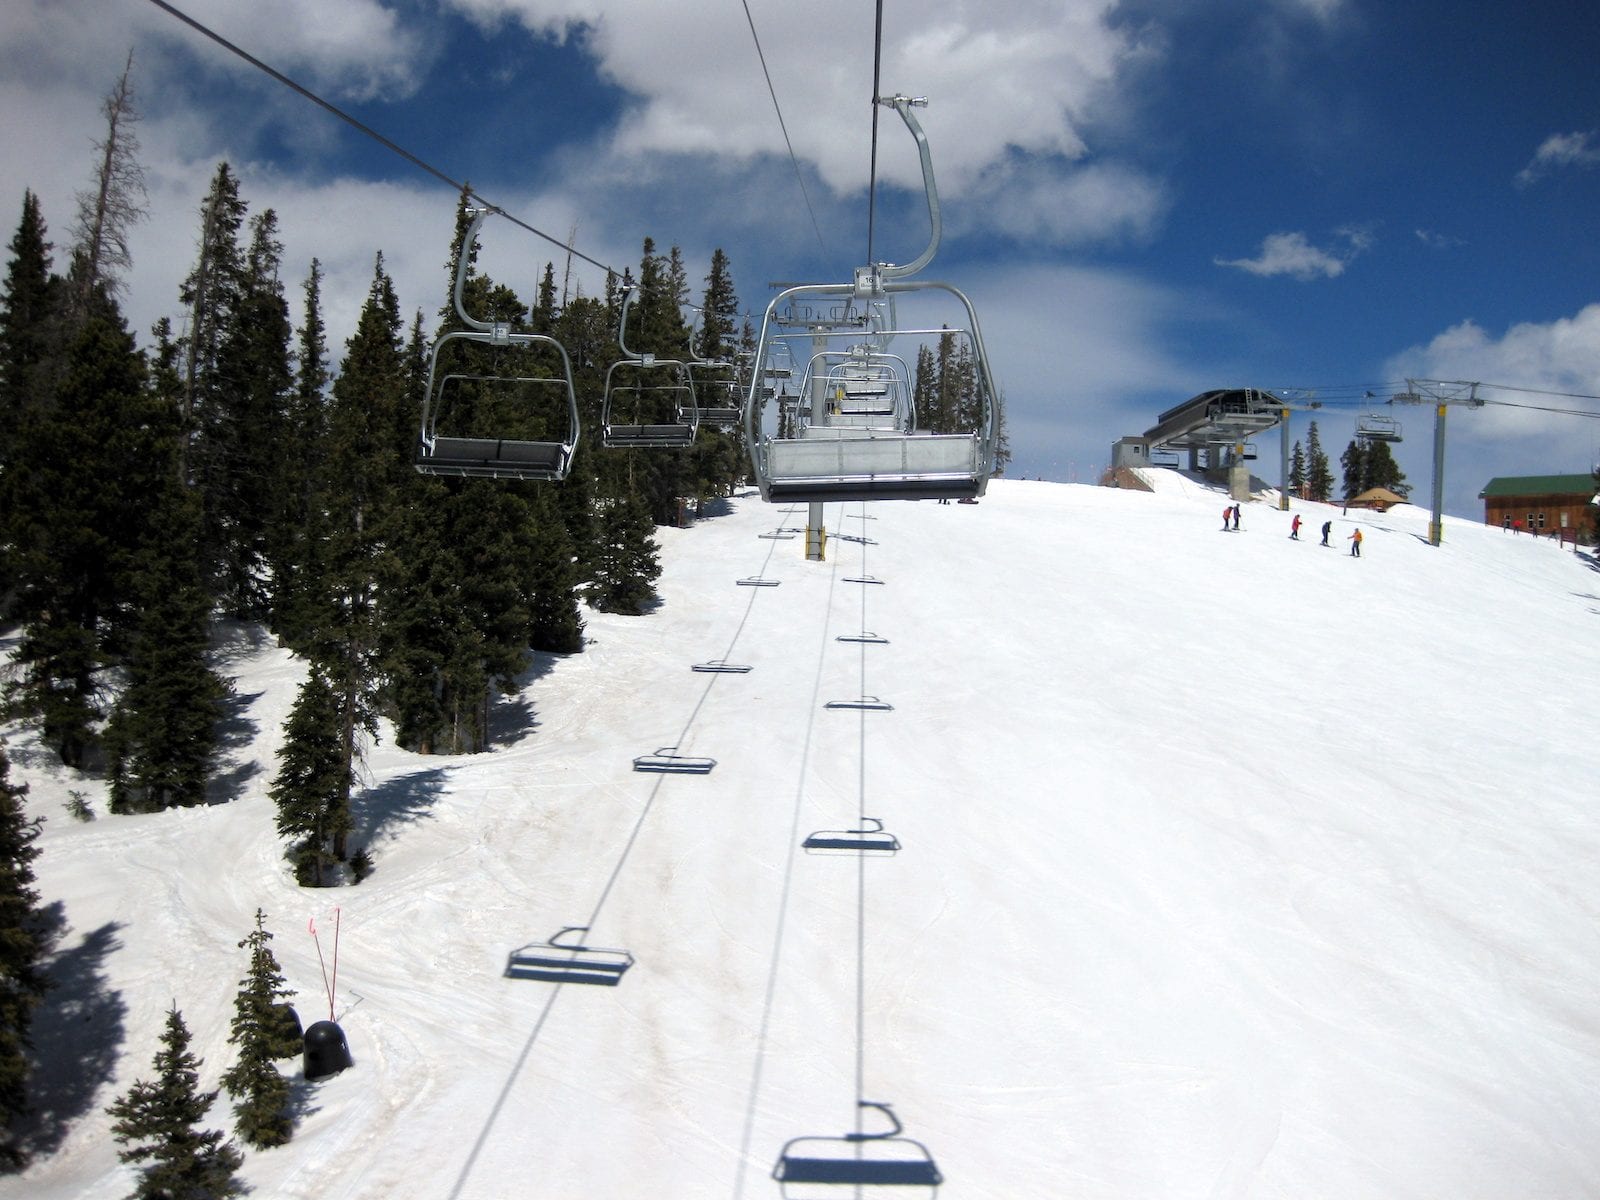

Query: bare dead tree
71;49;148;317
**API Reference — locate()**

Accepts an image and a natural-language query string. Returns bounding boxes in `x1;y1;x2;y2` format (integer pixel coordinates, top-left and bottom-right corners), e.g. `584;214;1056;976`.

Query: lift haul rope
142;0;621;278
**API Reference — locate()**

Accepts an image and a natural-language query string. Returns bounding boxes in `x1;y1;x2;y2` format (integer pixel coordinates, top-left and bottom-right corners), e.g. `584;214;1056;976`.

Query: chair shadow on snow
350;767;450;851
13;911;128;1166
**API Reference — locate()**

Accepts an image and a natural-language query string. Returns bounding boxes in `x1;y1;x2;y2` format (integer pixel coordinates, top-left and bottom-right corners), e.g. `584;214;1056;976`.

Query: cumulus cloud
1214;227;1371;280
1383;305;1600;441
1515;130;1600;188
1415;228;1464;251
437;0;1134;199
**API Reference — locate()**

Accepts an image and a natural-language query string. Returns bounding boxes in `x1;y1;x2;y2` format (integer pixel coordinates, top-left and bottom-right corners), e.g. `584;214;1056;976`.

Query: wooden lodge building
1478;474;1598;541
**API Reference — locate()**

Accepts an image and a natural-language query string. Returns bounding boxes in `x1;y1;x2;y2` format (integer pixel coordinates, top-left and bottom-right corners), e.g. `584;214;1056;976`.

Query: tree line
1287;419;1408;502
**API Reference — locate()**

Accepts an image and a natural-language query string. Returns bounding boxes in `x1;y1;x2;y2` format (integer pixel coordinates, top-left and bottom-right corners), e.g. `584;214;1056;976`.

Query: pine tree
1361;437;1409;497
67;51;146;322
1305;420;1334;502
588;490;661;614
1288;439;1307;497
105;473;224;813
269;259;331;650
178;163;248;500
220;910;293;1148
0;191;60;606
0;746;49;1167
4;310;150;767
210;209;293;619
106;1006;246;1200
270;667;347;886
1340;438;1367;500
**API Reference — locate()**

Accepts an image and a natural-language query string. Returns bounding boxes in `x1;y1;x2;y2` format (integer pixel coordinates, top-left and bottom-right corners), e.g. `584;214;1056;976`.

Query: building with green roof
1477;474;1597;540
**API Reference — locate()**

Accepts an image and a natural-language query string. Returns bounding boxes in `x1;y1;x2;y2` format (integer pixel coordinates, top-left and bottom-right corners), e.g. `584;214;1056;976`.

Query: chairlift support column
1393;380;1482;546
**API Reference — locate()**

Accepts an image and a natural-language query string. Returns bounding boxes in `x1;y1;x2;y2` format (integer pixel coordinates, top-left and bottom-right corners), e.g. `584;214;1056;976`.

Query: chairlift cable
739;0;829;258
143;0;621;277
865;0;887;269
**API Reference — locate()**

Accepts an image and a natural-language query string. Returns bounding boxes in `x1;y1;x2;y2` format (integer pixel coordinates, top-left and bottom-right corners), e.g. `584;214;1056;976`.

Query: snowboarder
1232;504;1241;531
1290;514;1302;540
1349;528;1363;557
1320;520;1332;546
1222;505;1232;530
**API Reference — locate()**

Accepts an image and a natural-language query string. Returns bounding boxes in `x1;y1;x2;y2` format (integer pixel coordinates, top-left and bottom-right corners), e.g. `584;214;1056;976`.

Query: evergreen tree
1288;439;1307;497
270;667;347;886
106;1006;246;1200
68;51;146;321
1361;437;1409;497
1340;438;1367;500
588;490;661;614
1305;421;1334;502
210;210;293;619
525;485;584;654
269;259;331;650
220;910;293;1148
4;310;150;766
178;163;248;495
105;472;224;813
313;255;405;862
0;746;49;1167
0;191;60;606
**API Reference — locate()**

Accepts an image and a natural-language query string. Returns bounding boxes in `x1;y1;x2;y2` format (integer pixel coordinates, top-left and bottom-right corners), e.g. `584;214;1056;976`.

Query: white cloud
955;159;1168;249
1515;130;1600;188
437;0;1135;199
1214;228;1369;281
1383;305;1600;443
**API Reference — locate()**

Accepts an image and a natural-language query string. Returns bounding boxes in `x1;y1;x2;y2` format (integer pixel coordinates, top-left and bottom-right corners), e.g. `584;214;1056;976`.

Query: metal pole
1279;408;1291;510
1429;402;1447;546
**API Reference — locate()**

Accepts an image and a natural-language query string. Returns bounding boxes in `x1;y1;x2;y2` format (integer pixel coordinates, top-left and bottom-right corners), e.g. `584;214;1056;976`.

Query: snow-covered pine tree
0;746;49;1167
220;910;293;1148
1288;439;1307;497
105;1006;246;1200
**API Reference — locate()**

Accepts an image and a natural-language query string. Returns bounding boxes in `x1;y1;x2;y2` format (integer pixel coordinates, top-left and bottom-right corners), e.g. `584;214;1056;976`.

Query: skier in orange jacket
1348;528;1363;557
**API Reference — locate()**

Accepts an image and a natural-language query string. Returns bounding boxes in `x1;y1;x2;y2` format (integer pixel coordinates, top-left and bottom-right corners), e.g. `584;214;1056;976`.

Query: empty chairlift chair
773;1102;943;1198
505;926;633;986
743;97;999;503
1356;411;1402;443
416;207;581;480
602;286;699;449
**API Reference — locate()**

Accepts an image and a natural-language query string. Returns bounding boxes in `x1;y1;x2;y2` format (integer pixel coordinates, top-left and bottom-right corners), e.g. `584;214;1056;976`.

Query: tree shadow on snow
207;687;264;804
486;651;565;744
208;620;275;669
12;913;127;1165
350;767;450;851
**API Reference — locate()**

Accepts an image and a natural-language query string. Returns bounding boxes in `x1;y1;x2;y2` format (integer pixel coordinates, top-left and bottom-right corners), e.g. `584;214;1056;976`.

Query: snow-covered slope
6;475;1600;1199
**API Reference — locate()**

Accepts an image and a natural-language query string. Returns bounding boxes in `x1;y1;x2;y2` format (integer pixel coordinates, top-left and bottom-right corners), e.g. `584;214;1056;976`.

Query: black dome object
303;1020;353;1080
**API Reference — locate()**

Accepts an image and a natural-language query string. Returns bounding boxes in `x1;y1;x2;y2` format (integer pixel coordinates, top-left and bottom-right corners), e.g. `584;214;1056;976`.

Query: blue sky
3;0;1598;519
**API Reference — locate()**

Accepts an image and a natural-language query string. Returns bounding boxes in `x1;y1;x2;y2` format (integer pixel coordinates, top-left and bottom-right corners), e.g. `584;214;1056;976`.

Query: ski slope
6;474;1600;1199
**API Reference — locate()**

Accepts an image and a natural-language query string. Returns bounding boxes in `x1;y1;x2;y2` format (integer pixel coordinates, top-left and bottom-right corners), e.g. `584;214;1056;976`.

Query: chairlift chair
505;926;633;986
826;696;893;711
416;208;581;481
803;816;901;855
691;659;752;674
837;631;889;644
742;97;999;503
602;286;700;449
1356;412;1403;443
773;1102;942;1198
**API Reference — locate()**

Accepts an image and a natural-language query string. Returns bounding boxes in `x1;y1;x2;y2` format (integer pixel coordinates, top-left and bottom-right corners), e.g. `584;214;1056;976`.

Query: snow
5;473;1600;1199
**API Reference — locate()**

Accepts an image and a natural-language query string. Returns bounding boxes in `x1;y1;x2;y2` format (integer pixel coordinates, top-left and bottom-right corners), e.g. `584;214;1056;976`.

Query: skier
1232;504;1241;531
1222;505;1232;530
1290;514;1302;540
1320;520;1332;546
1349;527;1363;557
